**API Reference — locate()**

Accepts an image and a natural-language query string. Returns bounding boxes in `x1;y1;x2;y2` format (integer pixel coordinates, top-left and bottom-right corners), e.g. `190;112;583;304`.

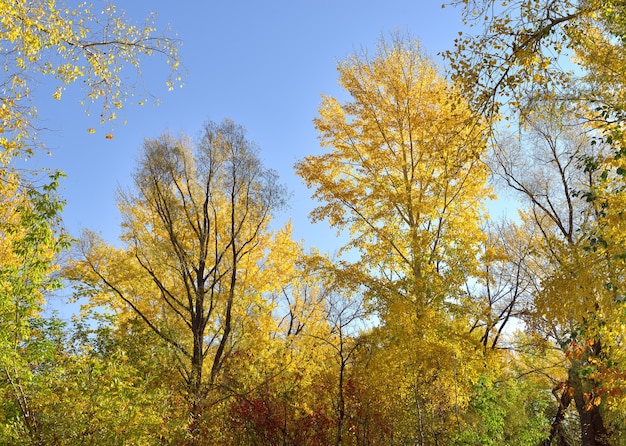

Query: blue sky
32;1;468;261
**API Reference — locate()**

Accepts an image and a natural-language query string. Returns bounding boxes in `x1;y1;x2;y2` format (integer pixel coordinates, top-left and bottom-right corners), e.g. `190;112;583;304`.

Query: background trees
448;0;626;443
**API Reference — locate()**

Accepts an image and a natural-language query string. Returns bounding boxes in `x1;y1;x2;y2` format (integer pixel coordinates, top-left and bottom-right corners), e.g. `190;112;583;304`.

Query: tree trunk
336;359;345;446
543;380;572;446
569;362;610;446
189;316;205;443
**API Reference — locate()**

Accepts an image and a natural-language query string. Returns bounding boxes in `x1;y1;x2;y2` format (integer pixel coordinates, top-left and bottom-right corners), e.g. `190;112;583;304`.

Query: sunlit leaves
297;35;492;311
0;0;182;157
296;33;497;444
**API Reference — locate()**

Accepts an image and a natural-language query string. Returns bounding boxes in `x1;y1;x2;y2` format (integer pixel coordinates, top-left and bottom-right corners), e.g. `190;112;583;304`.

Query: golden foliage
0;0;182;158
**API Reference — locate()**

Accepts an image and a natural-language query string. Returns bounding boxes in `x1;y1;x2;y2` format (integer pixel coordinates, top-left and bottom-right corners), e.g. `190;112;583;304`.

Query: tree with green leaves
0;171;69;444
0;1;181;442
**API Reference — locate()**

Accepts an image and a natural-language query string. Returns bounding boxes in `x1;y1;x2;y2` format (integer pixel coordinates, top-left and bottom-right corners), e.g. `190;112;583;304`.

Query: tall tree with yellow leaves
296;34;493;444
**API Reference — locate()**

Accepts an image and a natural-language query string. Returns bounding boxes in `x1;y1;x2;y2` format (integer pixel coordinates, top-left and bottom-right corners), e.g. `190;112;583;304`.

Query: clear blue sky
32;1;466;258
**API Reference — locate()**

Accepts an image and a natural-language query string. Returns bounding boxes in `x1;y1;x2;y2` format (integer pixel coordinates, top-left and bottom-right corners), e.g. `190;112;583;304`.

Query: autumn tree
296;33;491;318
446;1;626;442
488;100;618;443
69;119;288;442
295;34;493;444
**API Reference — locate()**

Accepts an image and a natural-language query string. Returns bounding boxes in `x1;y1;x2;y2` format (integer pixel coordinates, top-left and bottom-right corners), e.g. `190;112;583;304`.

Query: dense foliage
2;1;626;445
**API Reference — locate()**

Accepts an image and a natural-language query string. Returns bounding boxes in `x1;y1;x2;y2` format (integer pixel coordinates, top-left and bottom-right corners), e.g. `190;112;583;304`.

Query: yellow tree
69;119;289;443
295;35;493;444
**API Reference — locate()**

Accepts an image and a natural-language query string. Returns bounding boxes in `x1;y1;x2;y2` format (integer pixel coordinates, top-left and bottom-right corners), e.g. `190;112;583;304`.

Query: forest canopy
2;1;626;445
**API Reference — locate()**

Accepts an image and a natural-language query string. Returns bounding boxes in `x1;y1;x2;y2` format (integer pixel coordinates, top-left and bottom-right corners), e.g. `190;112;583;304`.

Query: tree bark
569;361;610;446
543;381;572;446
335;359;345;446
